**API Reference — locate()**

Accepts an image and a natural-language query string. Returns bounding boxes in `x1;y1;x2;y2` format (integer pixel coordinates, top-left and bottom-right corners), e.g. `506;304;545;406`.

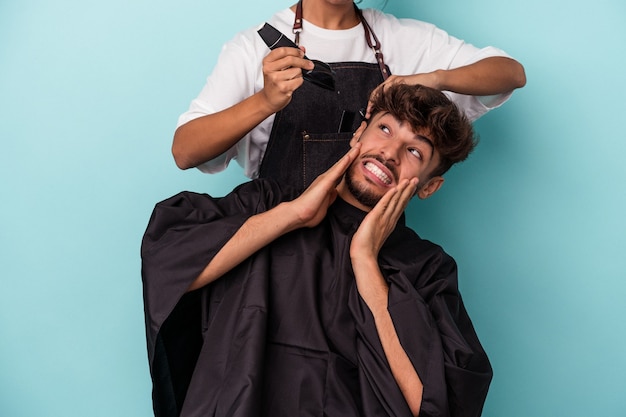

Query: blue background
1;1;624;416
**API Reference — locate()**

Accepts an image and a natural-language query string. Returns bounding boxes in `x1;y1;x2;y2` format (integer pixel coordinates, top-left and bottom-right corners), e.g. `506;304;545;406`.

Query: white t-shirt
178;8;513;178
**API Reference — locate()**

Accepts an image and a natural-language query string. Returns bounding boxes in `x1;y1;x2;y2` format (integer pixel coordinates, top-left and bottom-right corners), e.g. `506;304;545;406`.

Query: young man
142;84;491;417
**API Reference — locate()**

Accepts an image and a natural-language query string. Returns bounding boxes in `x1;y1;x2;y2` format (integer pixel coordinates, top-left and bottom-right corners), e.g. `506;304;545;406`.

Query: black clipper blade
257;23;335;91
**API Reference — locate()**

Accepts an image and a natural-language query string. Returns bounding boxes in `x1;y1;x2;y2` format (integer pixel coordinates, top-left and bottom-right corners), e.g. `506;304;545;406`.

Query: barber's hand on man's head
260;47;315;113
286;144;361;229
364;73;441;119
350;177;418;260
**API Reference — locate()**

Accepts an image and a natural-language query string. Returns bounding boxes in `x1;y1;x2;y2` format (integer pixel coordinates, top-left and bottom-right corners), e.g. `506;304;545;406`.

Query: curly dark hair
368;83;477;177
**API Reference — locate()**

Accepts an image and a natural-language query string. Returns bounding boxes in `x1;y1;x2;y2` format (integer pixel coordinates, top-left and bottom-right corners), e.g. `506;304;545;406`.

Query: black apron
258;2;390;192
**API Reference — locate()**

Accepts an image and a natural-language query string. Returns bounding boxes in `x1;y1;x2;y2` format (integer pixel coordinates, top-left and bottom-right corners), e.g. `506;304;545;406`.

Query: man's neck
290;0;360;30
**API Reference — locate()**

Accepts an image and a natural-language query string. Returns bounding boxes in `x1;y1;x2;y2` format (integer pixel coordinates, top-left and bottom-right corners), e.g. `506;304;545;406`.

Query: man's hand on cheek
350;178;418;260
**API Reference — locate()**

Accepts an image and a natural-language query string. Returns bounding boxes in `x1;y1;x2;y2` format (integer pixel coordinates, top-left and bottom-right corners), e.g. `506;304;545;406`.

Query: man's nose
380;143;402;164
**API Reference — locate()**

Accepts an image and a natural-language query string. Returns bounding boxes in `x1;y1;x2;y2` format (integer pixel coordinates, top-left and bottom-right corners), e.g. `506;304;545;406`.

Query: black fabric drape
141;179;492;417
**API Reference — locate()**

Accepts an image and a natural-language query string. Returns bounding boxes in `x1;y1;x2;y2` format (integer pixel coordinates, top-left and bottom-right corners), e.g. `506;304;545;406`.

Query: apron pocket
302;132;352;188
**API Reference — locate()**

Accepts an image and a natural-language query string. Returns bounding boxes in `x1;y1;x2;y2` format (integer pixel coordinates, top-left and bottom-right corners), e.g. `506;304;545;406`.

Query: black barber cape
141;179;492;417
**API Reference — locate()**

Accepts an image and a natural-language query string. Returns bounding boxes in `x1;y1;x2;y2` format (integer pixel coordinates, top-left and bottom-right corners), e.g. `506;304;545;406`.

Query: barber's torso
189;7;497;179
195;8;389;180
257;6;388;192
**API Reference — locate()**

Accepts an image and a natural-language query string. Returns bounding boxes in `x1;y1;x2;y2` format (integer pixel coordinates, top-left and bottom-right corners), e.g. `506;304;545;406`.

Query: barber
172;0;526;192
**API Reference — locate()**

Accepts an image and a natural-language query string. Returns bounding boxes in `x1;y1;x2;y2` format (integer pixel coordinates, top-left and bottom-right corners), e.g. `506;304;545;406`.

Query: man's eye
379;124;390;134
409;148;422;160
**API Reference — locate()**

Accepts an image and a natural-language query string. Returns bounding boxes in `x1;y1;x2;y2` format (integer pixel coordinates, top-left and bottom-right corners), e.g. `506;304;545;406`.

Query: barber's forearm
352;256;423;416
172;92;276;170
434;56;526;95
187;202;301;291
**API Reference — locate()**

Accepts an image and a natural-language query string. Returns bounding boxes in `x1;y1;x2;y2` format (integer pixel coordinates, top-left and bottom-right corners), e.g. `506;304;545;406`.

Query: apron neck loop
293;0;389;81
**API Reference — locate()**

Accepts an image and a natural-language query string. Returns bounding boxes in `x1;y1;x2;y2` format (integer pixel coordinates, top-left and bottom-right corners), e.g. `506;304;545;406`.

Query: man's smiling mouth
364;161;392;185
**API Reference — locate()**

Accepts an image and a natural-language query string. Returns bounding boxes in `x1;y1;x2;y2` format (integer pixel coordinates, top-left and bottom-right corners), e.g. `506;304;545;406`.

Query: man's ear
350;121;368;147
417;176;444;199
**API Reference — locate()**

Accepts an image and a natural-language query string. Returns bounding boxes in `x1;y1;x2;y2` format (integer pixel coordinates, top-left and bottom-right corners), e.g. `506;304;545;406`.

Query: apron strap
293;0;389;81
293;0;303;46
354;5;389;81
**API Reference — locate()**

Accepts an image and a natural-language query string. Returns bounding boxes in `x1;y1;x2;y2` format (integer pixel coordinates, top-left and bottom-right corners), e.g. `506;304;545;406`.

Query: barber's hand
286;144;361;228
350;178;418;259
365;73;441;119
260;47;315;113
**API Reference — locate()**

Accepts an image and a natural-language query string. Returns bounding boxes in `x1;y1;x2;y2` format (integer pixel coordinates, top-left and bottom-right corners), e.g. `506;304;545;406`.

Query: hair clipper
257;23;335;91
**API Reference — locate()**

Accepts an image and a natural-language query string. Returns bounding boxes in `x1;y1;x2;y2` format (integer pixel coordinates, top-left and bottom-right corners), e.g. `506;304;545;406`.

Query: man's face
341;112;444;210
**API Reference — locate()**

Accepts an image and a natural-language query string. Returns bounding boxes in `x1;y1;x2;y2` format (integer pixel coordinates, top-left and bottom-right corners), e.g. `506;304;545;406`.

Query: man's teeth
364;162;391;184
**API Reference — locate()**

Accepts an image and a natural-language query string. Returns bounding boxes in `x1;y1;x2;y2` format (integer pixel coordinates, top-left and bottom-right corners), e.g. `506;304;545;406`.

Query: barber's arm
187;144;361;291
367;56;525;118
350;178;423;417
404;56;525;95
172;47;314;170
384;56;526;96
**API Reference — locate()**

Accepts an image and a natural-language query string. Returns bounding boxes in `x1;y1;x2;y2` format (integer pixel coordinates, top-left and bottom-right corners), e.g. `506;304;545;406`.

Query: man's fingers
374;178;417;220
325;143;361;184
393;178;418;217
302;144;360;196
371;184;398;216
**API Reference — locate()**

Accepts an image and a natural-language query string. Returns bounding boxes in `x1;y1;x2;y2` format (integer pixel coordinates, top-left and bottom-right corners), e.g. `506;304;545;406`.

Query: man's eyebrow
395;117;435;157
414;134;435;156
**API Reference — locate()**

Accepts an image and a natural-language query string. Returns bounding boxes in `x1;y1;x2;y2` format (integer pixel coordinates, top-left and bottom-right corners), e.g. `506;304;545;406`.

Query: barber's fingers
261;63;307;111
264;66;305;88
365;75;404;119
263;47;314;72
261;48;317;111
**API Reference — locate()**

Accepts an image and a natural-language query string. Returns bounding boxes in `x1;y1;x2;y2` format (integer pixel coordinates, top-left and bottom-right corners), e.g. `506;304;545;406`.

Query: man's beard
344;155;398;208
